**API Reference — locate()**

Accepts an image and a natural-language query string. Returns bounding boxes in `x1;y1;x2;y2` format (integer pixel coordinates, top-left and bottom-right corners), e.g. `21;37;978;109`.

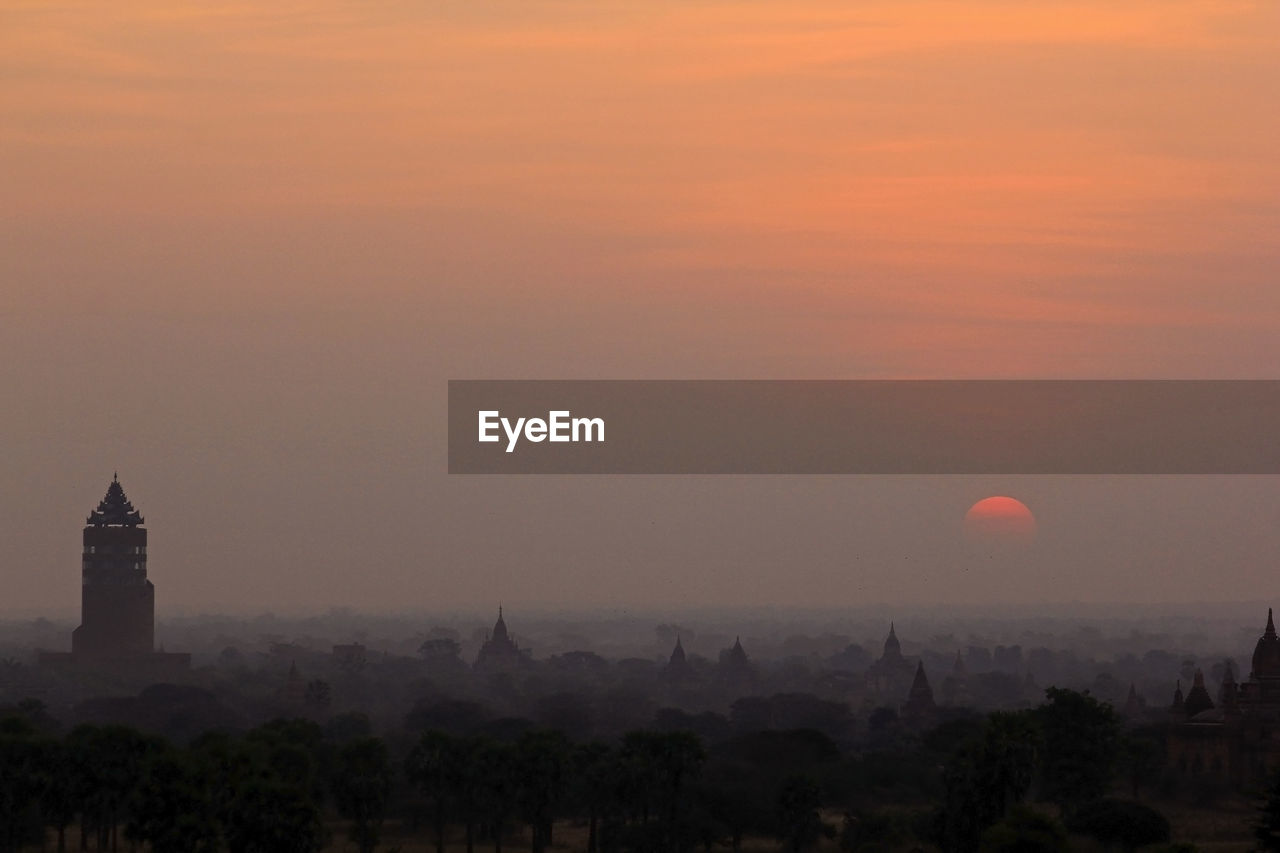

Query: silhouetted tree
188;731;255;834
223;780;326;853
936;711;1039;853
840;809;907;853
326;711;373;743
978;807;1068;853
1065;799;1171;851
0;717;43;853
126;748;220;853
304;680;332;712
407;731;458;853
246;718;329;807
1033;688;1119;816
978;712;1038;816
36;737;79;853
450;736;498;853
68;724;163;852
331;736;393;853
616;730;709;852
516;730;571;853
775;775;833;853
408;700;488;735
1257;765;1280;851
693;775;767;853
937;743;992;853
572;741;618;853
476;739;518;853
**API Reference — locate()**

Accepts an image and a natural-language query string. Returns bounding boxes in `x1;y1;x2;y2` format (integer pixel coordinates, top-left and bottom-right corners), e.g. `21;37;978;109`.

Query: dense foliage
0;687;1199;853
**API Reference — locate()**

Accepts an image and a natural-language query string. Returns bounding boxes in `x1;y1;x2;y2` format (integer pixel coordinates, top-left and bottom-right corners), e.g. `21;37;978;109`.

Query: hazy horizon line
6;599;1279;624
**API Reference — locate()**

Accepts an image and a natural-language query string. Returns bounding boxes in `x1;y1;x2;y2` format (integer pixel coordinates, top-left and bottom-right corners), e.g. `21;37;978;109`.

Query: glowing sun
964;496;1037;546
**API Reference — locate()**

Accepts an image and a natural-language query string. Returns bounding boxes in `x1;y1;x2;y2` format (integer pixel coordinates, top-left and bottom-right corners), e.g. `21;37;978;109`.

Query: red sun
964;496;1037;546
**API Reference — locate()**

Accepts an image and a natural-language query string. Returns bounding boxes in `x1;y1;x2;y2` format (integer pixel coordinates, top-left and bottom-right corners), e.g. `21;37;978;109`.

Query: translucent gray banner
448;380;1280;474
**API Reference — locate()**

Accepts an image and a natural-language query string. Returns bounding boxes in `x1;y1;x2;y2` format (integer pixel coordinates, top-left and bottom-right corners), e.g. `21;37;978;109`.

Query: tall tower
71;474;154;656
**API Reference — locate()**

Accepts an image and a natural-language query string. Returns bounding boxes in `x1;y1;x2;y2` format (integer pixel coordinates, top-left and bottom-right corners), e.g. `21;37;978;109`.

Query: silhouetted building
867;622;915;694
39;476;188;674
664;635;692;683
901;661;937;726
474;607;529;672
76;474;152;655
941;650;972;707
282;661;306;705
1183;669;1215;717
1220;661;1239;715
719;636;756;686
1170;680;1184;718
1122;683;1146;720
1168;608;1280;783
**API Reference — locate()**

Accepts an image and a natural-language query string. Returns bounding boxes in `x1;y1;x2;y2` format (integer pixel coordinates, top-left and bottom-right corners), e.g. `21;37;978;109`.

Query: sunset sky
3;1;1279;614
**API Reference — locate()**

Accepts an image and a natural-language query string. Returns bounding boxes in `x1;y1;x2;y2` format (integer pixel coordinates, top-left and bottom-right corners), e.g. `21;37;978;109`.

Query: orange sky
5;0;1278;365
2;1;1280;611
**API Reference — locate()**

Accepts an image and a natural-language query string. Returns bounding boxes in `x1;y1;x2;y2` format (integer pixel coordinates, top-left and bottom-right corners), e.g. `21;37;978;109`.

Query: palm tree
476;739;518;853
515;730;571;853
618;731;706;853
331;737;393;853
406;731;459;853
572;742;617;853
775;775;833;853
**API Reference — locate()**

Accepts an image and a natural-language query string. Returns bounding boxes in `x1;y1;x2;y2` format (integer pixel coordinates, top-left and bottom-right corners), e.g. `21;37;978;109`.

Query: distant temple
867;622;915;694
901;660;937;726
282;661;306;705
1167;608;1280;782
1122;682;1146;719
39;475;189;673
941;650;972;706
719;636;756;686
665;635;691;681
474;607;529;672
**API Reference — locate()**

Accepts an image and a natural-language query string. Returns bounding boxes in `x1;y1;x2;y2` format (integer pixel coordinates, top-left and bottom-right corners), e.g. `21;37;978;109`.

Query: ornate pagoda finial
86;475;144;527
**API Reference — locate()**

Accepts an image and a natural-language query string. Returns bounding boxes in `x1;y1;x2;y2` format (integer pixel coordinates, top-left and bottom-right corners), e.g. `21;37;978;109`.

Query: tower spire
86;474;144;526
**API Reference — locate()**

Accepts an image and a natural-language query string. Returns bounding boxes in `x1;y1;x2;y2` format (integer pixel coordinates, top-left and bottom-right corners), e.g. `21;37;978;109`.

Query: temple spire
670;635;687;666
883;622;902;659
86;475;144;526
1268;608;1276;639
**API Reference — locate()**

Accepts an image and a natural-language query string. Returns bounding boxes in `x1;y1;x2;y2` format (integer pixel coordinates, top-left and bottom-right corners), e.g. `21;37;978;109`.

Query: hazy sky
3;1;1279;614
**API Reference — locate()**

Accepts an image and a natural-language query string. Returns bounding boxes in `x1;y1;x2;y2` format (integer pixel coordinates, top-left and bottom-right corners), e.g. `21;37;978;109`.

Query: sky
2;1;1279;615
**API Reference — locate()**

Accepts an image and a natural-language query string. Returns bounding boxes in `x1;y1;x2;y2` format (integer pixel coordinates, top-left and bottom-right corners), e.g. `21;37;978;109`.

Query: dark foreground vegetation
0;688;1273;853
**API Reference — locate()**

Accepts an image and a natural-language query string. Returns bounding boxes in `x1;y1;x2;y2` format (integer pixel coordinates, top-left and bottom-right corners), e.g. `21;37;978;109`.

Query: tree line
0;687;1235;853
